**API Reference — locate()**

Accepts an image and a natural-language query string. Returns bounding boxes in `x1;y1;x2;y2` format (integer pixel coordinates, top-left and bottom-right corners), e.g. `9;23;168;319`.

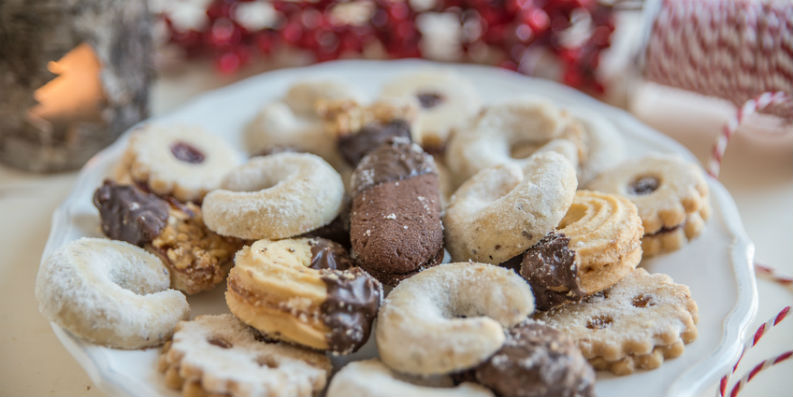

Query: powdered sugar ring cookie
587;154;710;256
35;238;189;349
246;79;360;172
327;359;494;397
380;70;480;151
376;262;535;376
226;238;382;355
115;124;240;202
535;268;699;375
444;151;577;264
159;314;331;397
446;98;572;185
202;152;345;240
569;107;625;185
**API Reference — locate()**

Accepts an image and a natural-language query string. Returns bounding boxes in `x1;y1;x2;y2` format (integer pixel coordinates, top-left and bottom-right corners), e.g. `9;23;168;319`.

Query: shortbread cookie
380;70;480;151
226;238;382;355
457;321;595;397
444;151;577;264
535;268;698;375
35;238;189;349
377;262;535;376
350;138;444;285
202;152;345;240
328;359;494;397
159;314;331;397
587;154;710;256
94;180;243;294
115;124;240;202
446;98;571;185
520;190;643;310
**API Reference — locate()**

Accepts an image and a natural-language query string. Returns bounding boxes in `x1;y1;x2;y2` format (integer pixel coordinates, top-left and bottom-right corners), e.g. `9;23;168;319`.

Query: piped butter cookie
226;238;382;355
535;268;698;375
159;314;331;397
114;124;240;202
587;154;710;256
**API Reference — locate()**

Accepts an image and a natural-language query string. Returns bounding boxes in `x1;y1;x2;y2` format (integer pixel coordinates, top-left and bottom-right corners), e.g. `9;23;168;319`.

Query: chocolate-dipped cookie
458;321;595;397
94;180;243;295
226;238;382;355
349;138;444;285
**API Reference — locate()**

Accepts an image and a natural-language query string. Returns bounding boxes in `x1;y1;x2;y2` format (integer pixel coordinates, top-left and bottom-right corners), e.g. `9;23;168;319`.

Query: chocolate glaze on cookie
307;239;382;354
302;198;351;248
460;321;595;397
308;238;353;270
350;138;444;285
93;180;169;245
520;232;585;311
319;268;382;355
338;120;412;166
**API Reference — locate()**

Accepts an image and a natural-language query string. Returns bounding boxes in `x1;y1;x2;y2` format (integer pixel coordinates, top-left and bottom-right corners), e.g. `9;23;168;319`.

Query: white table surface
1;62;790;396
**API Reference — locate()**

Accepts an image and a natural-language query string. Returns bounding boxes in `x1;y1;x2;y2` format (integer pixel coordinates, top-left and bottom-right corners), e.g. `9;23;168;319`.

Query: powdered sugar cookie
380;70;480;151
327;359;494;397
444;151;577;264
115;124;240;202
587;154;710;256
535;268;698;375
159;314;331;397
376;262;535;376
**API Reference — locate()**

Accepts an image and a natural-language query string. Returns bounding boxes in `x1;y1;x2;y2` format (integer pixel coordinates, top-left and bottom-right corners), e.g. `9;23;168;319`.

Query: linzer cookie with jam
114;124;240;203
535;268;699;375
159;314;331;396
587;154;710;256
93;180;243;295
225;238;382;355
349;137;444;285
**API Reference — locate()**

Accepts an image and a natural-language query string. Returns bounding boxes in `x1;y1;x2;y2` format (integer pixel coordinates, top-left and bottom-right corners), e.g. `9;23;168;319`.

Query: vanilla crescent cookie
376;262;535;376
327;359;494;397
115;124;240;202
587;154;710;256
446;98;571;184
245;79;360;170
226;238;382;355
444;151;577;264
535;268;699;375
380;70;480;151
202;152;345;240
35;238;189;349
159;314;331;397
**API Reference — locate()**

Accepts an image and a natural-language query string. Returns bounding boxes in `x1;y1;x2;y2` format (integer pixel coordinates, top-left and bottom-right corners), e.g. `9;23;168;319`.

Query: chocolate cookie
349;138;444;285
460;321;595;397
520;232;585;311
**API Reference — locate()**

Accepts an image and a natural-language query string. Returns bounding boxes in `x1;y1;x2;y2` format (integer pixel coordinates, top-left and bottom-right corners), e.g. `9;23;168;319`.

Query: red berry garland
158;0;615;94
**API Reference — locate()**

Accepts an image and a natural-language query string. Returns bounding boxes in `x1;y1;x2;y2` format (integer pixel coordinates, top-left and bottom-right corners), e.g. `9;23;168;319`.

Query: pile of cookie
35;69;708;397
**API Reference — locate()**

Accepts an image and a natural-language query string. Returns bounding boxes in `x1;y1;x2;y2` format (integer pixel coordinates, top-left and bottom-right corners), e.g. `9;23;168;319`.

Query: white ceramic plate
40;60;757;397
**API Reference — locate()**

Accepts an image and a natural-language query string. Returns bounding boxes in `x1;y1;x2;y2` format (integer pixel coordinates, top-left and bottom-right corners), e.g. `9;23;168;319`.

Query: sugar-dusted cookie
159;314;331;397
327;359;493;397
535;268;698;375
115;124;240;202
520;190;643;310
587;154;710;256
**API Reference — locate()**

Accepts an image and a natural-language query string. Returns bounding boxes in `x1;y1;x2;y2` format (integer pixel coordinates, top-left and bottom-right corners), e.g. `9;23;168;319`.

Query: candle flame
29;43;105;123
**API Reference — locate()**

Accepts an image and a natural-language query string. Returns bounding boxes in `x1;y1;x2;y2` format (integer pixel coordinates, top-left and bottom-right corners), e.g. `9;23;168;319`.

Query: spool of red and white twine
642;0;793;177
641;2;792;395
